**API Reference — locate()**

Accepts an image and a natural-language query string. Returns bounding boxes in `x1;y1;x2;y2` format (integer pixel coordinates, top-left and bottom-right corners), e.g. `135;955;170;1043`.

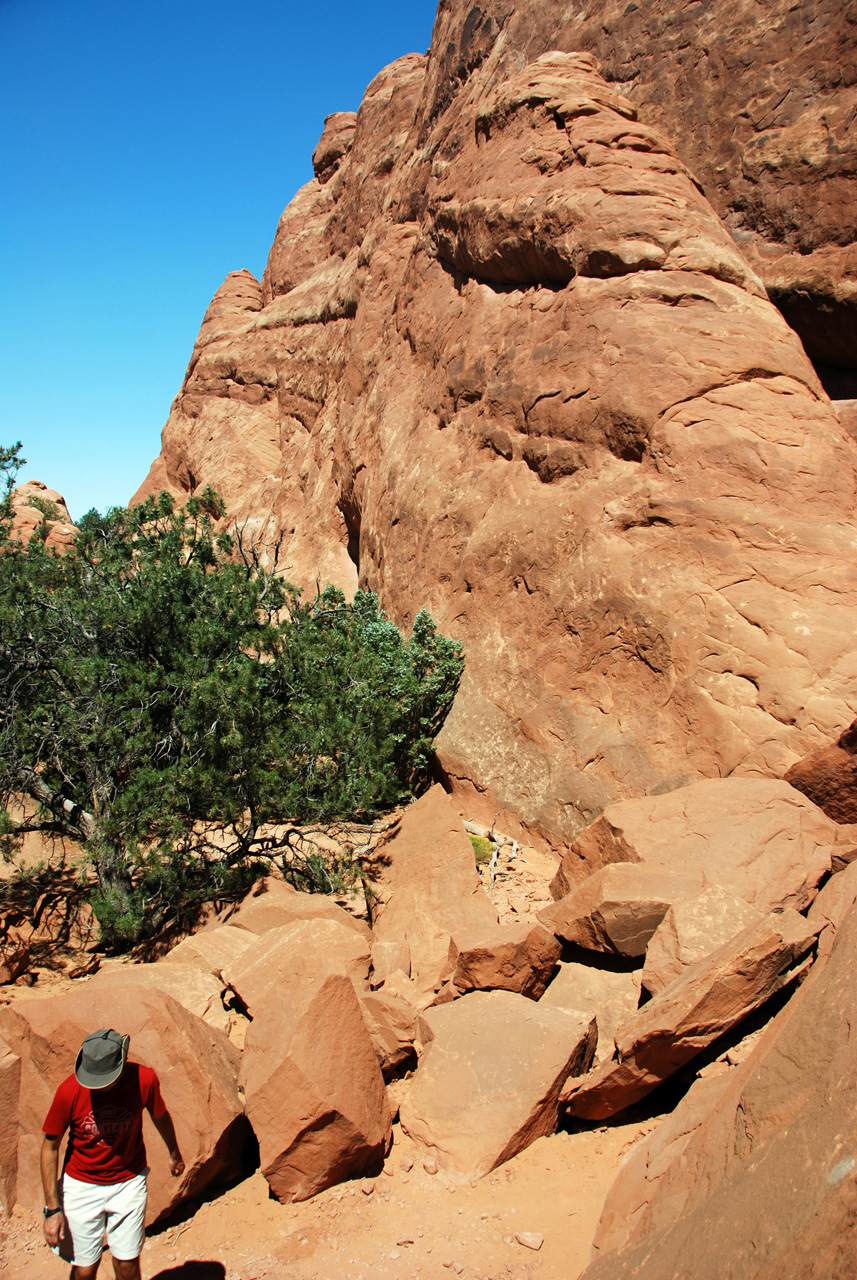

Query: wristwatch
43;1206;62;1218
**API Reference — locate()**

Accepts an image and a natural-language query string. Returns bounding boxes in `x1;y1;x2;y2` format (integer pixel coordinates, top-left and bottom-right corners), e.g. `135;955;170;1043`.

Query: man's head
74;1028;130;1089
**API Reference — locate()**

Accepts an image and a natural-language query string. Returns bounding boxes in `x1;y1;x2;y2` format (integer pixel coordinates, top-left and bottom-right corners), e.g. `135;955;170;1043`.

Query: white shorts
58;1169;148;1266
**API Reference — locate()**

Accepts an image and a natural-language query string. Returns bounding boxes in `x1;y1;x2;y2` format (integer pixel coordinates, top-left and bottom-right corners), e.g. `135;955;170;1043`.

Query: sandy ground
1;1111;667;1280
0;833;666;1280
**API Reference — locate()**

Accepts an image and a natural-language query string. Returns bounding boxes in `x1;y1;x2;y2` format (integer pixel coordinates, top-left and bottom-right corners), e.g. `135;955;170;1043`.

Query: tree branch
14;768;96;842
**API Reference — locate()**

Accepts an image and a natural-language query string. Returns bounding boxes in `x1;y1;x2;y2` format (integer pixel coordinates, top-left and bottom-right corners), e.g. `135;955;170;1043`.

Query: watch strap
43;1206;62;1218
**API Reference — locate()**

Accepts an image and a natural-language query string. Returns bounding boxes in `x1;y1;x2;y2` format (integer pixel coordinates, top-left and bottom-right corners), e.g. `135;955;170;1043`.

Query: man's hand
43;1210;65;1249
152;1108;185;1178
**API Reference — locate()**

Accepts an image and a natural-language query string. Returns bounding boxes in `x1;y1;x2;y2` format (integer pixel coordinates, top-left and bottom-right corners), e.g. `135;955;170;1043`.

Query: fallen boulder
540;960;642;1065
0;986;245;1224
164;923;254;978
223;917;372;1018
807;859;857;959
580;888;857;1280
399;990;595;1181
551;779;834;915
359;989;434;1079
361;786;498;1000
641;885;762;996
86;961;231;1033
221;876;370;939
784;718;857;823
538;864;704;957
453;921;561;999
241;970;391;1201
566;908;819;1120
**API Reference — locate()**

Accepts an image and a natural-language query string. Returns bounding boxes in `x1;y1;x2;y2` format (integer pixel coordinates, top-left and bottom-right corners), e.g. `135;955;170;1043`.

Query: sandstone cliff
133;5;857;849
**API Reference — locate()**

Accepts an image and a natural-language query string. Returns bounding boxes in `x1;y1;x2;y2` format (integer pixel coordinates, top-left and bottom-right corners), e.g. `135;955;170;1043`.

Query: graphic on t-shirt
78;1105;134;1142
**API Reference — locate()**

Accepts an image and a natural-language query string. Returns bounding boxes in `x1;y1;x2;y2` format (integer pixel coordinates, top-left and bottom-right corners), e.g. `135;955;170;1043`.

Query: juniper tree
0;445;463;943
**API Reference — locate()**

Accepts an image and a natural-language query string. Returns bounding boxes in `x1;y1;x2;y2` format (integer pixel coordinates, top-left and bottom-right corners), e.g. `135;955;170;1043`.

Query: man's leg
61;1174;107;1279
70;1266;100;1280
110;1257;141;1280
103;1173;147;1280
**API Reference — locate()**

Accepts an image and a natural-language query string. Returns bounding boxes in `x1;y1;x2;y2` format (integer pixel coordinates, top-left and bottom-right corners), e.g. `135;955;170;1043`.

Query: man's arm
151;1109;185;1177
40;1135;65;1248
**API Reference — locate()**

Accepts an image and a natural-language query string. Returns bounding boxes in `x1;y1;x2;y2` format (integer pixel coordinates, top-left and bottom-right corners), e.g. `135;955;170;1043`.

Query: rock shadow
150;1266;226;1280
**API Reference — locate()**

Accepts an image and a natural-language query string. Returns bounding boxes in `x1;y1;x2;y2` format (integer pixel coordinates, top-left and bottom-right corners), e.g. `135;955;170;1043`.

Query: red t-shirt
42;1063;166;1185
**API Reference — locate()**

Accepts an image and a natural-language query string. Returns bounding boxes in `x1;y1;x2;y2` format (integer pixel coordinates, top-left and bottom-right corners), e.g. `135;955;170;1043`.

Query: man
41;1027;185;1280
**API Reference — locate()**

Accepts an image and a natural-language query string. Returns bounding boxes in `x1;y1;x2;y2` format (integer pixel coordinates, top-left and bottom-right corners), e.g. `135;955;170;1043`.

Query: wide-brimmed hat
74;1029;130;1089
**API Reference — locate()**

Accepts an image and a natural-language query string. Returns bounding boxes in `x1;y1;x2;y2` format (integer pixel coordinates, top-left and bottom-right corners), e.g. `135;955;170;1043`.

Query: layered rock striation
134;14;857;850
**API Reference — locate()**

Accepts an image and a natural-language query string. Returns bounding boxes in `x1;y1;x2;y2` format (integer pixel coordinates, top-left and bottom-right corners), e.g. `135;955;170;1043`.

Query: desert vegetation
0;443;463;946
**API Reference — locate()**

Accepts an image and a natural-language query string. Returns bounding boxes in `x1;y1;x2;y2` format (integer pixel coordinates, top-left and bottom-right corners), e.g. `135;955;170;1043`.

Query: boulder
359;990;433;1079
220;876;370;939
164;923;254;978
223;917;371;1018
551;779;834;915
452;921;561;999
399;990;596;1182
240;970;391;1202
784;719;857;823
540;961;642;1066
0;932;31;985
641;886;763;996
0;1036;21;1213
86;962;230;1033
831;823;857;874
589;1071;734;1261
579;891;857;1280
807;859;857;959
361;786;498;999
566;908;819;1120
539;864;704;957
0;986;245;1224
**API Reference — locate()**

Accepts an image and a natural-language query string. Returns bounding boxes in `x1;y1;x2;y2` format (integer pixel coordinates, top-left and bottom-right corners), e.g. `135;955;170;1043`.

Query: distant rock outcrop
133;5;857;852
10;481;75;550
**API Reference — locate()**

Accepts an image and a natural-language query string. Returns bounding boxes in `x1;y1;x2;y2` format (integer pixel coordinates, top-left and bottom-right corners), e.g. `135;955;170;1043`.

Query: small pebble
396;1237;415;1246
516;1232;544;1251
423;1158;439;1175
401;1157;414;1172
361;1183;375;1196
383;1166;395;1177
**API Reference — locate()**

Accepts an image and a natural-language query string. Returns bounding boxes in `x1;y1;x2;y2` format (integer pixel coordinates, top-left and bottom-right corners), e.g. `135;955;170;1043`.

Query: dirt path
1;1107;666;1280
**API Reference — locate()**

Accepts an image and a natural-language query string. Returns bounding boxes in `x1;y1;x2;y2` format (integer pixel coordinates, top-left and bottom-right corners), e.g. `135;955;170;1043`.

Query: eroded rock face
581;892;857;1280
0;987;245;1224
134;12;857;850
414;0;857;371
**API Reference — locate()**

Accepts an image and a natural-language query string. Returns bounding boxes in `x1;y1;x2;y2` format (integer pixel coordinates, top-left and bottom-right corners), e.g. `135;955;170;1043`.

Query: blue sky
1;0;438;519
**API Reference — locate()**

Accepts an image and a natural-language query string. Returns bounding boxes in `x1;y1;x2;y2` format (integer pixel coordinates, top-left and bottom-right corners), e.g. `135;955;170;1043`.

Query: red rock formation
10;481;76;550
134;10;857;850
580;883;857;1280
565;907;819;1120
